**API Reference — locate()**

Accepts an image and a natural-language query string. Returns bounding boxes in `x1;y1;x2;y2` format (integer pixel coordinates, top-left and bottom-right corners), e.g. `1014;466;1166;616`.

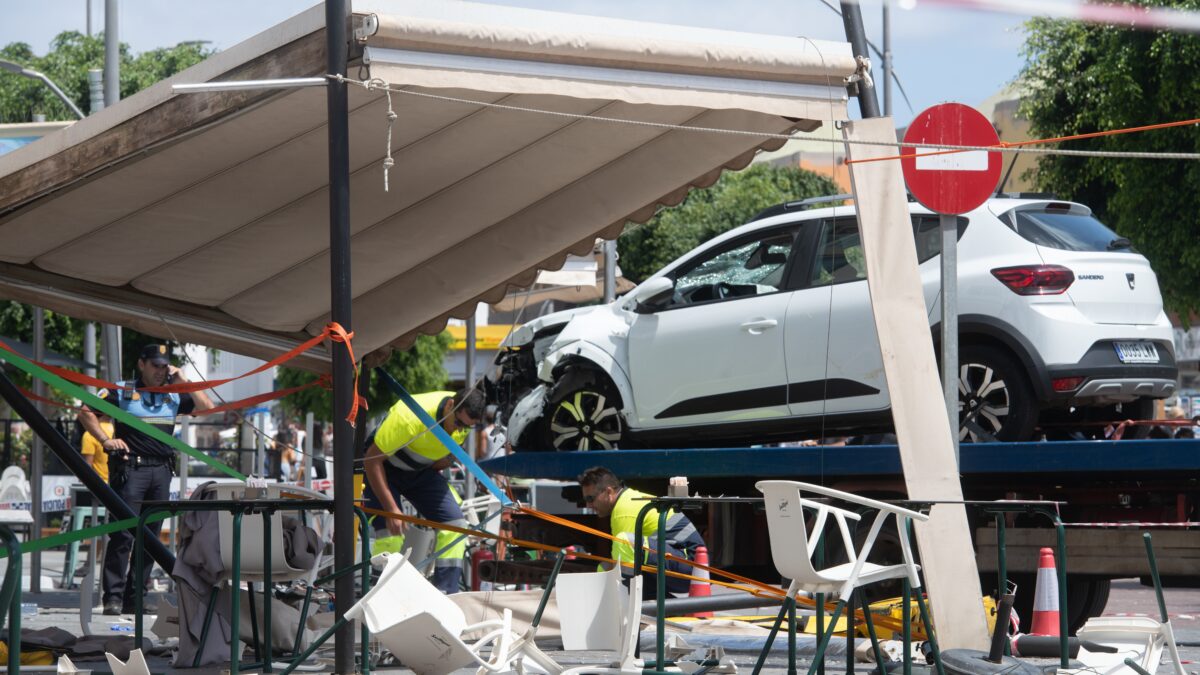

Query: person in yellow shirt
578;466;705;599
80;413;113;482
363;388;485;593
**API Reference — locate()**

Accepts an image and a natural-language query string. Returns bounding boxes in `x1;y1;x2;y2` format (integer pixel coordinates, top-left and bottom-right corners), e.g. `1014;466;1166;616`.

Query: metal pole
86;0;93;37
940;214;959;463
304;412;314;490
882;3;893;117
256;412;266;478
465;316;477;500
83;322;97;384
839;1;880;119
0;369;176;571
30;308;45;592
103;325;121;382
175;416;190;548
603;240;617;304
325;0;355;670
87;69;104;115
103;0;119;106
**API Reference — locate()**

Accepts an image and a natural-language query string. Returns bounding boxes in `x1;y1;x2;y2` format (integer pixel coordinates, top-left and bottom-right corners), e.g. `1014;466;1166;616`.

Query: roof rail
994;192;1058;200
749;193;854;222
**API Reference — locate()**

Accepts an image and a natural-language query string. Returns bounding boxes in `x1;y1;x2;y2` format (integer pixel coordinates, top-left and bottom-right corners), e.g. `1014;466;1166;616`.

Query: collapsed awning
0;0;856;372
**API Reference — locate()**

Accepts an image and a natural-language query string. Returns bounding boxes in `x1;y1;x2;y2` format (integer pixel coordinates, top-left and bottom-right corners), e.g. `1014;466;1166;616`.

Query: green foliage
0;303;85;393
277;332;456;423
617;163;841;282
0;31;211;122
1019;2;1200;316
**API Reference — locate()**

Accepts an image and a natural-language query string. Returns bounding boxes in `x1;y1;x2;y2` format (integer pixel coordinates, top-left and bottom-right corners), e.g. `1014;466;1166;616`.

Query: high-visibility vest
374;391;469;471
609;488;704;570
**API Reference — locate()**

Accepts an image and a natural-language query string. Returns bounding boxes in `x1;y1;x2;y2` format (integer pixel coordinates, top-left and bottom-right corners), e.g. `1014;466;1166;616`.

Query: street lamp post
0;60;85;120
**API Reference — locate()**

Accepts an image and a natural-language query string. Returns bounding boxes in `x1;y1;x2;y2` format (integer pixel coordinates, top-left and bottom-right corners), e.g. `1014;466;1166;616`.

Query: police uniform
609;487;705;599
364;391;469;594
98;374;194;610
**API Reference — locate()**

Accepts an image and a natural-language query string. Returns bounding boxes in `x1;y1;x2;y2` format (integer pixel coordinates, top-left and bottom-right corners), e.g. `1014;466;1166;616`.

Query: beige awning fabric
0;0;855;373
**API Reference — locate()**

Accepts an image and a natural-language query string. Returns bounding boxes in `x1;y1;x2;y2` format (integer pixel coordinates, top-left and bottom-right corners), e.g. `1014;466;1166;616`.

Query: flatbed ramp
481;438;1200;480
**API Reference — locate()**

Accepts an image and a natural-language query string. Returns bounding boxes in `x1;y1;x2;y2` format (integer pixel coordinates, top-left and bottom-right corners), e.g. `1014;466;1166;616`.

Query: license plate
1114;341;1159;364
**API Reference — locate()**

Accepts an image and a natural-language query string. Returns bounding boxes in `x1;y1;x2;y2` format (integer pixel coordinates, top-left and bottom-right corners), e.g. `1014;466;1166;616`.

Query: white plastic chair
755;481;931;675
1075;615;1185;675
346;553;562;675
555;566;645;675
756;480;927;600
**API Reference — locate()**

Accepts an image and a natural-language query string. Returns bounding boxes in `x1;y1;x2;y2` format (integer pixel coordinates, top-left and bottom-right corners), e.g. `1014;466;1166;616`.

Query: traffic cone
1030;547;1060;636
689;546;713;618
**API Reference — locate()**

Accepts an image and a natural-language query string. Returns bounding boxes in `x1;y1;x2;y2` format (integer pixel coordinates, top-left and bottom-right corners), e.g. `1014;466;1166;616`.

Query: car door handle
741;319;778;334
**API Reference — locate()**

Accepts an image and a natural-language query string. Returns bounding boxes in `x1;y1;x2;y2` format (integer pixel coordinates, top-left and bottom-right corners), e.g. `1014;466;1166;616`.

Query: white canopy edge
359;0;856;84
363;47;848;121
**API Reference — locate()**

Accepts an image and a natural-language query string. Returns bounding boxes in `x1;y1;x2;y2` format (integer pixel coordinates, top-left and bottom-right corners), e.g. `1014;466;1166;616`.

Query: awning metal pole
840;0;881;118
325;0;356;671
30;308;45;592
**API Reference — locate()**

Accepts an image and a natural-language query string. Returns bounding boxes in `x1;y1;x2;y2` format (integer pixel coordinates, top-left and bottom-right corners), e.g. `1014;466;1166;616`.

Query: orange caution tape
325;322;368;426
0;322;365;424
361;503;910;632
844;116;1200;166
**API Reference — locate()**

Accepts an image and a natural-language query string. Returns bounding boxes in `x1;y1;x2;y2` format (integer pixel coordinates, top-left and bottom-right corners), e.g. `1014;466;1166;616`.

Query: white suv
487;196;1177;450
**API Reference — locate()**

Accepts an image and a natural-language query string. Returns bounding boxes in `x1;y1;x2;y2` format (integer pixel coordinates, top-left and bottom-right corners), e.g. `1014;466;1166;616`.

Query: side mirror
624;277;675;312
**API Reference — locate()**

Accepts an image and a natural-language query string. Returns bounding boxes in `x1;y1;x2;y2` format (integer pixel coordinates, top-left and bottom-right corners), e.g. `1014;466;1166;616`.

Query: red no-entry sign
901;103;1002;215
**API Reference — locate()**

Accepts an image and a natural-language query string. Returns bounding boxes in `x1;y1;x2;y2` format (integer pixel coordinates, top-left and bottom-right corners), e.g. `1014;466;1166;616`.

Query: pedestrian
363;388;485;594
577;466;706;600
310;422;328;480
80;412;113;483
77;344;214;616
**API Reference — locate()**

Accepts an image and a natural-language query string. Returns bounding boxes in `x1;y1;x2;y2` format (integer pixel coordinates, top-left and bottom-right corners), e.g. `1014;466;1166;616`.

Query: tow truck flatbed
480;438;1200;481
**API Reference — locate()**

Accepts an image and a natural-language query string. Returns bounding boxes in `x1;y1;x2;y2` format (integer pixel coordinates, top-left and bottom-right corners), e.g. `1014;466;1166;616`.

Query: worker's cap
139;343;171;365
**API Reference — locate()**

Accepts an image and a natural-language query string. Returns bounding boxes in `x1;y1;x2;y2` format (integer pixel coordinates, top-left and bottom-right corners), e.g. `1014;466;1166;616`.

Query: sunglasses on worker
453;412;477;429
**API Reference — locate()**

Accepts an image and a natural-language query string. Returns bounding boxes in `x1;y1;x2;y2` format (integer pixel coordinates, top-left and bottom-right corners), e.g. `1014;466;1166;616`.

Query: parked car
486;195;1177;450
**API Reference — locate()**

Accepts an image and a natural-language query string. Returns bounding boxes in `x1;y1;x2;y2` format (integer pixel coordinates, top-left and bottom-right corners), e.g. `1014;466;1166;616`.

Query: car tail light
1052;376;1085;392
991;265;1075;295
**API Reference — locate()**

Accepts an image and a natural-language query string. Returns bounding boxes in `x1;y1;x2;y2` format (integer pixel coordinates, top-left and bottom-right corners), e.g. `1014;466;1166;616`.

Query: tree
1019;3;1200;317
1;31;211;122
617;163;841;282
0;32;213;412
277;332;456;423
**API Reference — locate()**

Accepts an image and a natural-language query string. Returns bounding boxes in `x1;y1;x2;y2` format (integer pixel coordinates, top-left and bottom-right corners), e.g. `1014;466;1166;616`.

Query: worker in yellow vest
578;466;705;599
364;388;485;593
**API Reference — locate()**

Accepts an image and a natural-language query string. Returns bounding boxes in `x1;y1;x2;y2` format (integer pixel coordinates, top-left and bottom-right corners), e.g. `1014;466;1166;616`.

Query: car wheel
540;368;624;451
958;345;1038;442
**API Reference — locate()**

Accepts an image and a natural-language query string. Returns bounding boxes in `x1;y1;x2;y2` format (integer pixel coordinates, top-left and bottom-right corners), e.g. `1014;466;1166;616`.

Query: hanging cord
372;77;398;193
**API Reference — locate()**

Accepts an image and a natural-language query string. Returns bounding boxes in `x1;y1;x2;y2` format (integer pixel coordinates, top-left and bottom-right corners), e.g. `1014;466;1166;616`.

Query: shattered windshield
674;232;795;304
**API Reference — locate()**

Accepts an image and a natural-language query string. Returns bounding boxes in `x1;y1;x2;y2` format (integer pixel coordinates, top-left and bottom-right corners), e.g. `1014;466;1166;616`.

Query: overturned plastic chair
347;552;562;675
754;480;932;675
210;482;329;582
555;565;645;675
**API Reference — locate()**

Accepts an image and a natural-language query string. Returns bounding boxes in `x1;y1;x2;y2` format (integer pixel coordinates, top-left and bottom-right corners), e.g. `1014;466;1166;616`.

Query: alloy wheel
548;390;622;450
958;362;1011;442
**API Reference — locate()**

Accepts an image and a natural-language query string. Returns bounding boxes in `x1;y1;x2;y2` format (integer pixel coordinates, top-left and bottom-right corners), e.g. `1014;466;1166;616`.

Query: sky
0;0;1028;127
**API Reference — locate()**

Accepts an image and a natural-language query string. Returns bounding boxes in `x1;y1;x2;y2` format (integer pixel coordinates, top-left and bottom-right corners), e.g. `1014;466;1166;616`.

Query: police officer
78;344;214;615
578;466;705;600
363;388;485;594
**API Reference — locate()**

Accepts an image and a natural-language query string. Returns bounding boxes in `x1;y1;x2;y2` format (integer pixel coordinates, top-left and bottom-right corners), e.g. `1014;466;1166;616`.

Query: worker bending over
363;388;484;594
578;466;705;599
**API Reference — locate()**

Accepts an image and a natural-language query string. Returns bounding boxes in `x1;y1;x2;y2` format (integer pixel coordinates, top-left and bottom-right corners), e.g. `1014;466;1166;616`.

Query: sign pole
940;212;959;464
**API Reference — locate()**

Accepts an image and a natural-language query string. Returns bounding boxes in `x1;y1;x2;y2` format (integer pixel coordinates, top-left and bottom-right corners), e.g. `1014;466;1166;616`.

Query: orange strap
844;116;1200;165
16;376;329;418
325;322;368;426
361;503;912;633
0;322;366;426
